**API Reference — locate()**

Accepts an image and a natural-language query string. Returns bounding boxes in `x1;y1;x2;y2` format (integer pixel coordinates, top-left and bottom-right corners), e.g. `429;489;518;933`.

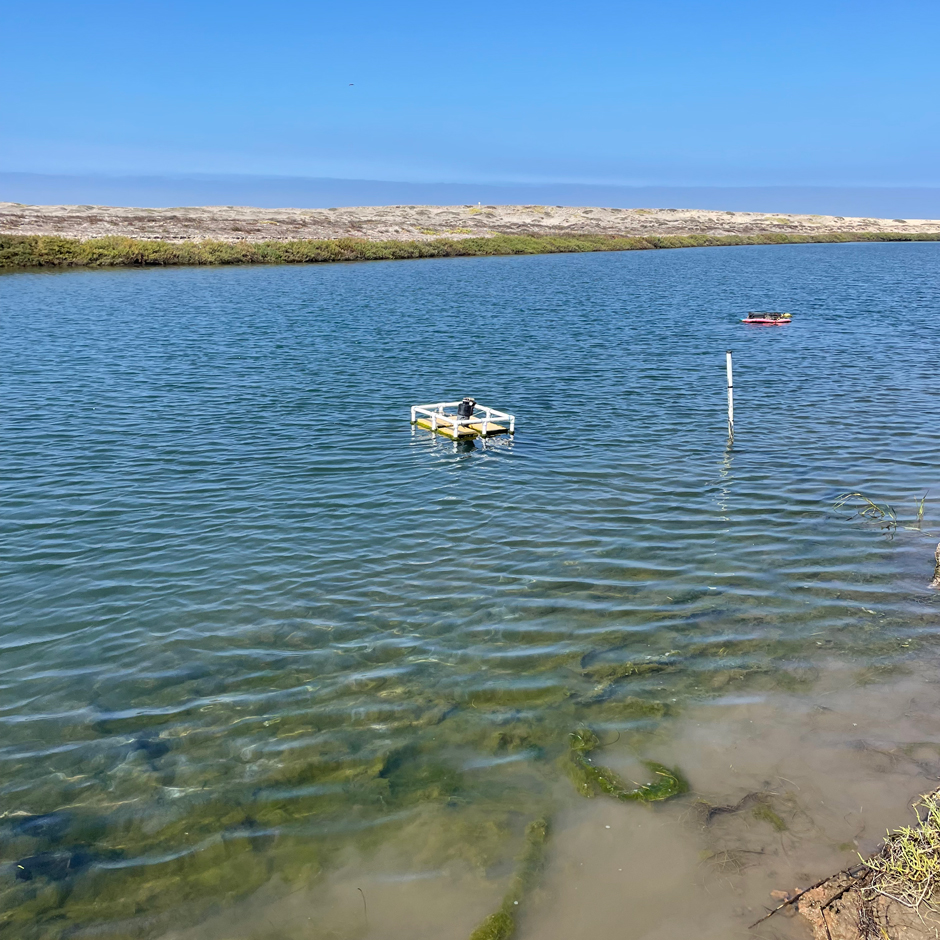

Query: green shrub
2;231;938;270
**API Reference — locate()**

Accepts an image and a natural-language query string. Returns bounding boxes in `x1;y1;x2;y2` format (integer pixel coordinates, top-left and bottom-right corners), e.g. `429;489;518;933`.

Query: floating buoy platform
742;312;792;325
411;399;516;439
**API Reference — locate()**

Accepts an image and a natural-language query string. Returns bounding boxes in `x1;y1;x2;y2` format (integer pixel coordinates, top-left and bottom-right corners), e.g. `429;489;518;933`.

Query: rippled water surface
2;243;940;939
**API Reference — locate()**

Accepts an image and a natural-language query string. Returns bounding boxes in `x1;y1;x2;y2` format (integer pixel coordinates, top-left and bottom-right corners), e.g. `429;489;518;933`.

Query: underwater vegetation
567;729;689;802
1;478;936;939
467;818;550;940
0;610;930;939
0;598;932;940
464;731;689;940
751;802;788;833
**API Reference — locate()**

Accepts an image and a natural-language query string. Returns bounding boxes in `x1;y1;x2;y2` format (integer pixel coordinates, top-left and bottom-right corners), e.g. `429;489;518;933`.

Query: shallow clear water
2;242;939;939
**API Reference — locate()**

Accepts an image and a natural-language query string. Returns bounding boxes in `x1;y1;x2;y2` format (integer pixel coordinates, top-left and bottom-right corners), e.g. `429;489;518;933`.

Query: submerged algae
752;802;789;832
465;726;687;940
2;596;932;938
0;630;830;938
468;818;550;940
567;730;689;803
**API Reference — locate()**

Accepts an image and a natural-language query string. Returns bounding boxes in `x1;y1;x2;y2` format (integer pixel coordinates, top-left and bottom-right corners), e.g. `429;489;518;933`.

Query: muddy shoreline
3;202;940;244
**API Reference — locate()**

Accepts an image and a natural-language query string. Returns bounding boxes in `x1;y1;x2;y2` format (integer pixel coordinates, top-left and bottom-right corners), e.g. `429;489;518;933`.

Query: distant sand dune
3;202;939;244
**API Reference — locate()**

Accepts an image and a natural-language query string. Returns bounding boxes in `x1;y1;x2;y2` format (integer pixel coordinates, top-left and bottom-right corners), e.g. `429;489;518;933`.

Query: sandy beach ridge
3;202;940;243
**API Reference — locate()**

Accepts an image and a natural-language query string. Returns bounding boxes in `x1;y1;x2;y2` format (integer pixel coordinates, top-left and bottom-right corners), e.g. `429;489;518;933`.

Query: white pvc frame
410;400;516;437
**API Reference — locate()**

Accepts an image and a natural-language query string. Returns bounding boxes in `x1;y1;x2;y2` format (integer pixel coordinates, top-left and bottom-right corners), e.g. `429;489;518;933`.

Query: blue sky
3;0;939;187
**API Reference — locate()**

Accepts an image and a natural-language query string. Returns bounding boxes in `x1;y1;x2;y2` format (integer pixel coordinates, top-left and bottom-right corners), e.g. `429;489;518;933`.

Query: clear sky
3;0;938;187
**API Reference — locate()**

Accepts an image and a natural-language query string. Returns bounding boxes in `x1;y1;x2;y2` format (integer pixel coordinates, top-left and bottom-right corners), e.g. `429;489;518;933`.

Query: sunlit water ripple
1;242;939;938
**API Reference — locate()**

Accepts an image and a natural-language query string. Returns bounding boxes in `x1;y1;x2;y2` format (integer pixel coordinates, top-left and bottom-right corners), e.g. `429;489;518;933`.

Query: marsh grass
2;231;940;270
865;789;940;911
836;492;898;534
836;491;930;537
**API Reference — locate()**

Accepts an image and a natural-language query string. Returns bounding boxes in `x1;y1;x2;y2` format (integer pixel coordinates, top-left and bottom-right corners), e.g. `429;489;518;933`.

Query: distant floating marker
742;312;792;325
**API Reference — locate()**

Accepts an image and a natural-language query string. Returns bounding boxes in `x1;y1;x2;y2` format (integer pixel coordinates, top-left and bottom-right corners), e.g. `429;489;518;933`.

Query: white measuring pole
726;350;734;440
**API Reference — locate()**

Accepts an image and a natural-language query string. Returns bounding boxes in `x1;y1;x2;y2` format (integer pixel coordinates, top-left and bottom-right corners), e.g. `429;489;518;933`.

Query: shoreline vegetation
3;231;940;269
789;789;940;940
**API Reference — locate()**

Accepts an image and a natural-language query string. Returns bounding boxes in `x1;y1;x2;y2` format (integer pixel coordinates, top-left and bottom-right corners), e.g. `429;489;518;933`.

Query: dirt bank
2;202;940;244
796;868;937;940
786;790;940;940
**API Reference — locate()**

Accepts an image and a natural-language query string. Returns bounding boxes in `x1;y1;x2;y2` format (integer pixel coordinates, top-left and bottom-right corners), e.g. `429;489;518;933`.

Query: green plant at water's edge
567;729;689;802
3;231;940;269
864;788;940;911
835;492;898;534
835;491;930;536
468;817;550;940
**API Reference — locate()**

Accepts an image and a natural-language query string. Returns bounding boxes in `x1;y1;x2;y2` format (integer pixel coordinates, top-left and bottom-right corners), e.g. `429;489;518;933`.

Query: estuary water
2;242;940;940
